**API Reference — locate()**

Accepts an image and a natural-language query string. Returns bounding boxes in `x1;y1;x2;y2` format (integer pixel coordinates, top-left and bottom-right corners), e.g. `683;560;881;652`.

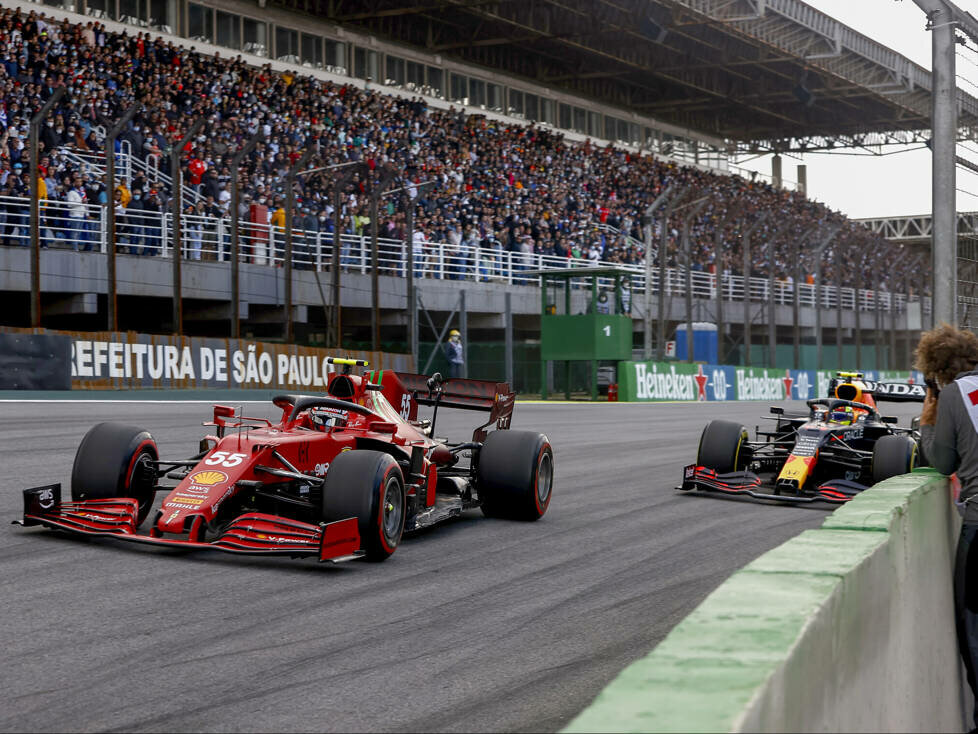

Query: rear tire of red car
321;450;405;562
872;435;918;484
71;422;159;526
697;420;750;474
477;430;554;521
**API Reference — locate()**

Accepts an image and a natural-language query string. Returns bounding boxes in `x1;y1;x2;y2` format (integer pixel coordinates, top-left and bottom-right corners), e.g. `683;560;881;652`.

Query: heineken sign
632;363;699;401
618;362;845;402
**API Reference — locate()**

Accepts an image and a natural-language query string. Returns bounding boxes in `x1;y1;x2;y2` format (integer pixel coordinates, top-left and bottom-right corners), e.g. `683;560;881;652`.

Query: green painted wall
541;314;633;361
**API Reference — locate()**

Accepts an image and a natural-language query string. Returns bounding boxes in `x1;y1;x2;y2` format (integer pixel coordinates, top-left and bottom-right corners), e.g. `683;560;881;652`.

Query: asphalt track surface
0;398;922;733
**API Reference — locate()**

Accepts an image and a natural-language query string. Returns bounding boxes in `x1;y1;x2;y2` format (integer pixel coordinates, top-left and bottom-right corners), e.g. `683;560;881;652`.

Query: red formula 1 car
16;359;554;563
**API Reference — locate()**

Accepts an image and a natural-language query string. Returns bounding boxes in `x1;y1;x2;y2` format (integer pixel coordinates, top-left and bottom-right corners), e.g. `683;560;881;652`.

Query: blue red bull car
678;372;925;504
16;359;554;563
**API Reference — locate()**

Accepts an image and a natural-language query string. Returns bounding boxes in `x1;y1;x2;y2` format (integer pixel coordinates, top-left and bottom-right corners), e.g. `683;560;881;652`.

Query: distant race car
678;371;926;504
16;359;554;563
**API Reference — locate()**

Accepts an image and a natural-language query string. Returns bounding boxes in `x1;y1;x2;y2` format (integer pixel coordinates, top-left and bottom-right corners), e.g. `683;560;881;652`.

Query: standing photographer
917;323;978;730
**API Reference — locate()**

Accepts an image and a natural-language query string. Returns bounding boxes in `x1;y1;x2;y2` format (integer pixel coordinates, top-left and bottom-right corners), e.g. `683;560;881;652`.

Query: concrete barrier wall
564;468;965;733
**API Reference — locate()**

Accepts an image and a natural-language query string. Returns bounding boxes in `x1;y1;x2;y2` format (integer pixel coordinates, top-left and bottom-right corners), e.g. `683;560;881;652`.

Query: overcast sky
731;0;978;220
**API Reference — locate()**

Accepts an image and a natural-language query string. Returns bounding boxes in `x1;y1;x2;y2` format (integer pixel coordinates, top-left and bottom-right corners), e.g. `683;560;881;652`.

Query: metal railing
57;145;204;209
0;194;923;313
59;145;132;189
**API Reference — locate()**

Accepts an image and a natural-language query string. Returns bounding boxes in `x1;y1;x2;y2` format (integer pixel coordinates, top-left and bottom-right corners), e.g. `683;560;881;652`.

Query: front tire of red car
71;422;158;526
321;450;406;562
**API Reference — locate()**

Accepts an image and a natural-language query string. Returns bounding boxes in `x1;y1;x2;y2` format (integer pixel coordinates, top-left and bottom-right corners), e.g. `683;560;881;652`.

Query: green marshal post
529;267;634;400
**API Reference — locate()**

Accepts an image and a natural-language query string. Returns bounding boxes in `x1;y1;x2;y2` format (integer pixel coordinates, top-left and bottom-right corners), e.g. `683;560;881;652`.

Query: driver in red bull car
828;405;856;425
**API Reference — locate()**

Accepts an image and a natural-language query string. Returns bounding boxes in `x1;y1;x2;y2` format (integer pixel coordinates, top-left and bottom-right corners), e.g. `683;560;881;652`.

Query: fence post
229;128;264;339
29;85;66;329
170;117;205;336
460;290;468;378
368;166;397;351
103;103;139;332
681;200;707;363
161;211;169;258
96;206;105;254
284;147;315;345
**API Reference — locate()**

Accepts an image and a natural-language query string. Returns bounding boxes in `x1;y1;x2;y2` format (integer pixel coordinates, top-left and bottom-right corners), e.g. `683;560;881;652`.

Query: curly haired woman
917;323;978;730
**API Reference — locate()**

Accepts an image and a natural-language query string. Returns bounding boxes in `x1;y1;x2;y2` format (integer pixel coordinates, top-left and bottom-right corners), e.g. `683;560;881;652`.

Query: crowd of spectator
0;4;921;294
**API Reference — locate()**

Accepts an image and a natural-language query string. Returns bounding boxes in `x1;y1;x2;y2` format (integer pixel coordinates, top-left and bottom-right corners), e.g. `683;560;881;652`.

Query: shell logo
188;470;229;486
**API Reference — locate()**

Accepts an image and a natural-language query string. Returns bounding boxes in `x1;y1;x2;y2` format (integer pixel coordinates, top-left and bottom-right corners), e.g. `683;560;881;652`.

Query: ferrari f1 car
16;359;554;563
678;372;926;504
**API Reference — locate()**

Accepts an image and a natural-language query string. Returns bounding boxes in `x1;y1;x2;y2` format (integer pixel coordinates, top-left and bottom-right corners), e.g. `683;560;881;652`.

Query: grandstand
0;0;967;383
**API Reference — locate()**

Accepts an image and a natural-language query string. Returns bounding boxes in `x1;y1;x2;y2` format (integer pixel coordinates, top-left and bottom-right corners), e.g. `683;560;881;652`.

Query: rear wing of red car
368;370;515;439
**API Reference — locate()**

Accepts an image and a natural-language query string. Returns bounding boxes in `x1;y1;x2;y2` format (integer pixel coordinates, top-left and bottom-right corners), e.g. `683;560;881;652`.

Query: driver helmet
829;405;855;425
309;406;348;431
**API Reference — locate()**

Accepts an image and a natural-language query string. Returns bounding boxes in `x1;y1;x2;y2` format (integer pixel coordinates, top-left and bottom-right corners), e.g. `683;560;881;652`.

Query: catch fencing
0;193;922;313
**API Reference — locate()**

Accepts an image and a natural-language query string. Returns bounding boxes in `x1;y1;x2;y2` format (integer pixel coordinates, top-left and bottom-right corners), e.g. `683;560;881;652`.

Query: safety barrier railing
57;146;204;210
58;146;132;190
0;194;923;314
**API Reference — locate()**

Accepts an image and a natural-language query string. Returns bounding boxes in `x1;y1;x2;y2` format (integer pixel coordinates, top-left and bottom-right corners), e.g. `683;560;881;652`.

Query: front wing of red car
678;465;866;504
15;484;362;563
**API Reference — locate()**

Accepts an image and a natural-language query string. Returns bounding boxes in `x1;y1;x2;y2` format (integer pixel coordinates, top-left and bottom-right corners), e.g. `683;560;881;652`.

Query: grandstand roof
273;0;978;154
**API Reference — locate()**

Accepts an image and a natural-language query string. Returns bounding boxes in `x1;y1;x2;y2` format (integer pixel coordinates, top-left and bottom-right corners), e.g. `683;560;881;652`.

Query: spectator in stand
186;202;202;260
125;188;146;255
188;154;206;191
270;196;286;265
412;225;428;277
0;4;911;293
112;187;126;252
65;175;89;251
140;189;163;256
298;206;318;270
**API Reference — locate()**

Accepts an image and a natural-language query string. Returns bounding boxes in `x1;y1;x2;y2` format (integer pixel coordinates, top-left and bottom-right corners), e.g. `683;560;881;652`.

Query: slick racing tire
477;430;554;521
872;435;918;484
321;450;405;562
697;420;750;474
71;422;159;526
